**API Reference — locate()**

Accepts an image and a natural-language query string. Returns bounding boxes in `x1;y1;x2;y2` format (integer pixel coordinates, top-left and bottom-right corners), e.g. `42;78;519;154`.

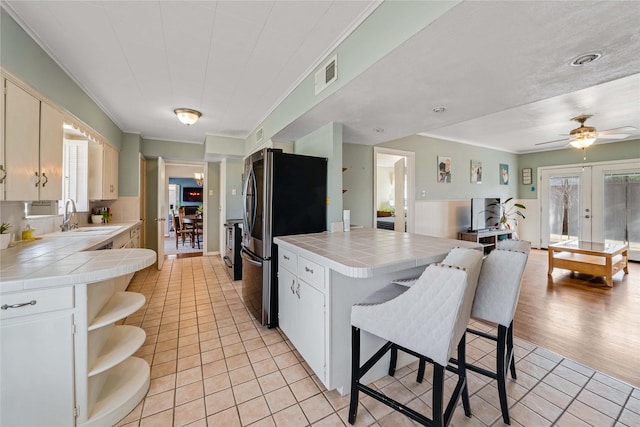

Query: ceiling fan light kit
569;116;597;148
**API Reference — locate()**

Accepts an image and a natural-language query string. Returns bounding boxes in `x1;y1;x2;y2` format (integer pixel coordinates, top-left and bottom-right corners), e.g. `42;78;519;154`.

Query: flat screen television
470;197;501;231
182;187;203;203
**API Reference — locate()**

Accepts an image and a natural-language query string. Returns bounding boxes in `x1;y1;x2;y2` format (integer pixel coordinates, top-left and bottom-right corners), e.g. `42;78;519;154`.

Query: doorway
373;147;415;233
164;162;206;256
540;159;639;261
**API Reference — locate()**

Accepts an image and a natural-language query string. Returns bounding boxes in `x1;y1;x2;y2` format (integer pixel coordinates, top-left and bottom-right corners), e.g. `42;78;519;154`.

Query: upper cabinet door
0;79;5;200
5;80;40;201
39;101;63;201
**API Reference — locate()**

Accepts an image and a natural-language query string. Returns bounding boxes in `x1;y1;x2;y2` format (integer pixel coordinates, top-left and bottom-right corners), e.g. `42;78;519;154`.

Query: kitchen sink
72;226;122;233
43;225;124;237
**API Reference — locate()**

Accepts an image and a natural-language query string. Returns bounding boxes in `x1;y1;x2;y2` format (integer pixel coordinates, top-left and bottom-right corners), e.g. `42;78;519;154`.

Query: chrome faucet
60;199;78;232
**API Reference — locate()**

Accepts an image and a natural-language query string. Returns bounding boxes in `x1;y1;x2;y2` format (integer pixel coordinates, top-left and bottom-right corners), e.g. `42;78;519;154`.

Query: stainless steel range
223;219;242;281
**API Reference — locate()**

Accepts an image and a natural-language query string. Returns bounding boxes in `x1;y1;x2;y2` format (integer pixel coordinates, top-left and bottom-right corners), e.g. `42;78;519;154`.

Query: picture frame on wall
522;167;532;185
437;156;451;183
499;163;509;185
470;160;482;184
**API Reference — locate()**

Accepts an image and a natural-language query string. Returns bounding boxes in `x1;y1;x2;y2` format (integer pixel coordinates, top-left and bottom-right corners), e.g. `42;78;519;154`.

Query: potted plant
488;198;526;230
0;223;12;249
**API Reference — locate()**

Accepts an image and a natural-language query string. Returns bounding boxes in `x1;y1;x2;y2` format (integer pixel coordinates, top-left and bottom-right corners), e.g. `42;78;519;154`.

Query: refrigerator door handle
241;248;262;267
242;165;257;236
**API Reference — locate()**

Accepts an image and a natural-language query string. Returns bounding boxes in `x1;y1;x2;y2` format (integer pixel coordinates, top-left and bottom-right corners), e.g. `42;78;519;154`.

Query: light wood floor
514;249;639;387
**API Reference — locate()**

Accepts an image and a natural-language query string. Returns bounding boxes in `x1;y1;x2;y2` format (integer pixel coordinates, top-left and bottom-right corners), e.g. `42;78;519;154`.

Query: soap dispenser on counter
21;221;35;241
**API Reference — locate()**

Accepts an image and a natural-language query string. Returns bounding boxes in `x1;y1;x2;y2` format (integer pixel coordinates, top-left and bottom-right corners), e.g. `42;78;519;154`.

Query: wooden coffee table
548;240;629;286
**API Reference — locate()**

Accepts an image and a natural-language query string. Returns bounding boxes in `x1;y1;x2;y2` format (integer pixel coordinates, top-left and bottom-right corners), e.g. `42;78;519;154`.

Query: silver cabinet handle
0;165;6;184
305;266;313;274
41;172;48;187
283;255;290;260
1;300;37;310
290;279;295;294
296;283;300;299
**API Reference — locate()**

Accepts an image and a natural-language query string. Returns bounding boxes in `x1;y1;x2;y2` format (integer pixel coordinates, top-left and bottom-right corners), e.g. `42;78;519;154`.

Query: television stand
459;229;513;255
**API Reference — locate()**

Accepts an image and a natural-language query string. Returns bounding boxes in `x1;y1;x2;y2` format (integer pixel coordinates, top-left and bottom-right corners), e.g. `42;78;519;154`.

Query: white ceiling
4;1;640;153
3;0;379;144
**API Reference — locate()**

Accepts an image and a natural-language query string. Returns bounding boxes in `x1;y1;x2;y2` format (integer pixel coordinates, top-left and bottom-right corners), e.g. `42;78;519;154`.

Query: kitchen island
274;228;481;395
0;222;155;427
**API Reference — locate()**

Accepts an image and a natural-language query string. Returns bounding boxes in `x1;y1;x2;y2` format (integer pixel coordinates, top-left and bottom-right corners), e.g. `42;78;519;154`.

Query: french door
541;160;639;261
540;167;592;247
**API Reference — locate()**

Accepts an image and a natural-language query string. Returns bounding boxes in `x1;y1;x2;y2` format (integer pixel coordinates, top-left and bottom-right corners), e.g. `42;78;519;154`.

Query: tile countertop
274;228;482;278
0;222;156;294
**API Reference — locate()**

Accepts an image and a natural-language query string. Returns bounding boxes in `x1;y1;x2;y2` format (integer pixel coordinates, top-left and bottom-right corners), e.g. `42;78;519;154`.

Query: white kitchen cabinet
4;79;63;201
0;278;149;427
0;287;76;427
0;78;5;200
88;140;119;200
277;248;326;381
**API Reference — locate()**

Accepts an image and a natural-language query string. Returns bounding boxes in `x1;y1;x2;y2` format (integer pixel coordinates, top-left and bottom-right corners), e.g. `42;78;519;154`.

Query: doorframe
164;161;207;254
538;157;640;255
373;147;415;233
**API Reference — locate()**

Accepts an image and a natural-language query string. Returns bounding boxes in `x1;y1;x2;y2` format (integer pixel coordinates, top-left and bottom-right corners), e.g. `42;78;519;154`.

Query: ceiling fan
535;115;636;148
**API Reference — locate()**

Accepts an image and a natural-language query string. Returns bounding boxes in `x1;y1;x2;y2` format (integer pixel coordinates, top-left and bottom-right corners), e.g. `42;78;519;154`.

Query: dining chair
349;247;483;427
417;240;530;425
175;209;193;248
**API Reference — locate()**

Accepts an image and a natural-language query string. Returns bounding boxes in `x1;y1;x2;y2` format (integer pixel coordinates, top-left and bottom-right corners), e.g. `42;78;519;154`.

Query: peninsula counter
0;224;155;427
274;228;481;394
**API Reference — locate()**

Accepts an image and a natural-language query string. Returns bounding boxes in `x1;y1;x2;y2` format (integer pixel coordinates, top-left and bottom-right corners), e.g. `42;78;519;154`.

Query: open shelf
88;326;146;377
458;229;513;255
88;292;145;331
80;357;150;427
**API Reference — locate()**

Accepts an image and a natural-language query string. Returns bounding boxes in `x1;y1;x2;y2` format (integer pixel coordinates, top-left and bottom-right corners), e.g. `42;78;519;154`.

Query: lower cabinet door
1;311;75;426
297;280;325;379
277;267;298;341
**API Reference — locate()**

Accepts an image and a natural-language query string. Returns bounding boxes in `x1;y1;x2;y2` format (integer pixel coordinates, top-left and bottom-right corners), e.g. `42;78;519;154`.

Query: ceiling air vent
315;55;338;95
256;127;264;142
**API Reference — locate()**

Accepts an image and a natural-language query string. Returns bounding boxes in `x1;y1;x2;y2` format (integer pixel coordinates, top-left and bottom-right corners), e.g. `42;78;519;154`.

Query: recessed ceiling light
375;128;385;133
571;52;602;67
432;106;447;113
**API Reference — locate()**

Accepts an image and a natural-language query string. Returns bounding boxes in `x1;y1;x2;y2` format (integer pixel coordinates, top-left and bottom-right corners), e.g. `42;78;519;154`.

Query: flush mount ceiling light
194;172;204;187
432;106;447;113
174;108;202;126
570;52;602;67
568;115;597;149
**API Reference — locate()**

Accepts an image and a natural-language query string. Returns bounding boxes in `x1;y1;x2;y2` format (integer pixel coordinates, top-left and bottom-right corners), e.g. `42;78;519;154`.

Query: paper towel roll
343;210;350;231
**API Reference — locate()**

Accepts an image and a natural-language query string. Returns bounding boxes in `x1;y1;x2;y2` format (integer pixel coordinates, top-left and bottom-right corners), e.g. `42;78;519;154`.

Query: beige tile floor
118;256;639;427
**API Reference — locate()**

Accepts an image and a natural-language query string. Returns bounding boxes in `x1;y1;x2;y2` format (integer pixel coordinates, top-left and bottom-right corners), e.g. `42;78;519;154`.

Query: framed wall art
522;168;532;185
437;156;451;183
470;160;482;184
499;163;509;185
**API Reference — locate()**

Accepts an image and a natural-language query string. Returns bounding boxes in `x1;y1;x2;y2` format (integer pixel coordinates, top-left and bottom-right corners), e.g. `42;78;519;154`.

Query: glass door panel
540;167;591;248
592;163;640;261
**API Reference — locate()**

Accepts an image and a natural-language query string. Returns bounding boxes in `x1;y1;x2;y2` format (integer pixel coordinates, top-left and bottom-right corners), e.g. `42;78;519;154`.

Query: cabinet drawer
278;247;297;272
298;256;325;290
0;287;74;320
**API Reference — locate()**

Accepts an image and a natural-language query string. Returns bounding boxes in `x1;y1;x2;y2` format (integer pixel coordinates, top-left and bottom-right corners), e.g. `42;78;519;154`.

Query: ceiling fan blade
597;126;636;135
597;133;632;140
535;138;568;146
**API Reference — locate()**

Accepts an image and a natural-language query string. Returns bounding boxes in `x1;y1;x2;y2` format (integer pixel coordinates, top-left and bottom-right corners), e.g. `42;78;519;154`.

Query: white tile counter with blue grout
274;228;482;395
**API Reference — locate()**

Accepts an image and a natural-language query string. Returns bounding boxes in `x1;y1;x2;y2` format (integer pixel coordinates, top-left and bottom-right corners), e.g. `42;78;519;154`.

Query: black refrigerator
241;148;327;327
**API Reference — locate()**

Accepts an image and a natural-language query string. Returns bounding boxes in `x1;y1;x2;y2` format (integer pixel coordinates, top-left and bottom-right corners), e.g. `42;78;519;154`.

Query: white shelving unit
458;229;513;254
76;283;149;427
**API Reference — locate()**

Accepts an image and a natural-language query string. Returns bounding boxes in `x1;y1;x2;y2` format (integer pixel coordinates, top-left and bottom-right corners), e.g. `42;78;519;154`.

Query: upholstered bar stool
420;240;530;425
348;248;483;427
